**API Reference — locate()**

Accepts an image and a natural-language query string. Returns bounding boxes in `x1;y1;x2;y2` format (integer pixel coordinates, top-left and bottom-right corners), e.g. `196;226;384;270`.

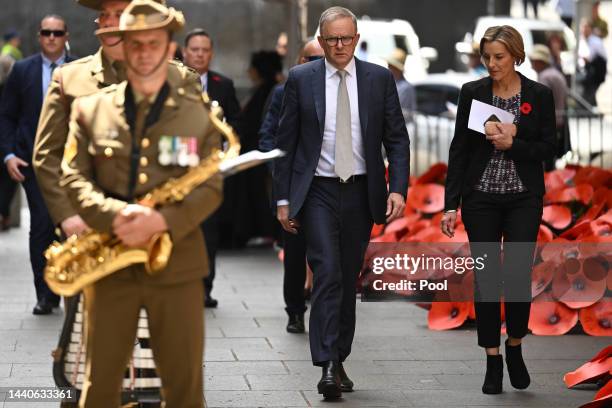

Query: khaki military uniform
33;48;200;225
61;79;221;407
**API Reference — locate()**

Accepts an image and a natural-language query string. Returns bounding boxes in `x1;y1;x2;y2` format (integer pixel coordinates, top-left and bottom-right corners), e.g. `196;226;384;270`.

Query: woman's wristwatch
443;209;457;214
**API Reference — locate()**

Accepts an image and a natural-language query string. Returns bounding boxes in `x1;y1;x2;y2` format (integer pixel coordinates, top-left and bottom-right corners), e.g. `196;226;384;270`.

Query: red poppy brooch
212;75;221;82
520;102;532;115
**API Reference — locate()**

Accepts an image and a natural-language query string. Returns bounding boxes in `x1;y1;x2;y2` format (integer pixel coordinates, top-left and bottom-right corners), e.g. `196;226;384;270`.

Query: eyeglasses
323;36;355;47
40;30;66;37
305;55;323;62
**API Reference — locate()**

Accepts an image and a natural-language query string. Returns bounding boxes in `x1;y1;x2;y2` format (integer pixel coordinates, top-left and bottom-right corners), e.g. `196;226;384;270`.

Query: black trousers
22;166;59;304
201;209;220;296
301;177;373;366
462;190;542;348
0;163;17;218
282;228;307;315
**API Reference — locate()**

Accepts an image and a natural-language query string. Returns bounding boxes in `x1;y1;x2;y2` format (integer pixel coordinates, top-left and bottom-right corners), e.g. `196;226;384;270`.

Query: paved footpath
0;208;609;407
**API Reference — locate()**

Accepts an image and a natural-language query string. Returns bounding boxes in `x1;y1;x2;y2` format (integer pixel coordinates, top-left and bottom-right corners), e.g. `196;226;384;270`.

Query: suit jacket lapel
311;59;325;138
32;54;43;112
356;58;370;137
475;76;493;104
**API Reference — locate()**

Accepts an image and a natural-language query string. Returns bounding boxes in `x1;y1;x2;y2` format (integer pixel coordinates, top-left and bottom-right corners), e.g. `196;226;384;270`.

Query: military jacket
61;80;222;284
34;47;201;225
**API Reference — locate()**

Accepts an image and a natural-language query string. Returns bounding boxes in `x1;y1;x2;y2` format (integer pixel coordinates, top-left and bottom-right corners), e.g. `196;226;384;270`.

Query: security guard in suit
60;1;221;406
33;0;199;238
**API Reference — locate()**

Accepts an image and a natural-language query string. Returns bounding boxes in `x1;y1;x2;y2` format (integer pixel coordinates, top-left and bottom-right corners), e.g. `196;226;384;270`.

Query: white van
316;17;438;83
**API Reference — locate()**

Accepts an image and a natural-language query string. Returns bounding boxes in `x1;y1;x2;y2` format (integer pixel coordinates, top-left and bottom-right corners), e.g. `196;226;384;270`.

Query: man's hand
386;192;405;223
5;156;28;182
440;211;457;238
60;215;90;237
486;122;515;151
112;204;169;248
277;204;299;234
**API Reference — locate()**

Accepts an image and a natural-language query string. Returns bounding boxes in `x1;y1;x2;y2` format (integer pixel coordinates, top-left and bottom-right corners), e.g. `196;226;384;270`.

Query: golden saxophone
44;94;240;297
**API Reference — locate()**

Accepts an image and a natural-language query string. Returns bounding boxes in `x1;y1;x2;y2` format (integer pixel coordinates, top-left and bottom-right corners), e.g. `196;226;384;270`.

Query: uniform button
177;87;185;96
141;138;150;148
104;147;113;158
140;156;148;167
138;173;148;184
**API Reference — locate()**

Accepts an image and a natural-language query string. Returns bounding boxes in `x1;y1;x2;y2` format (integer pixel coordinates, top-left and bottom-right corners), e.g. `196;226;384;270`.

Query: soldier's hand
5;156;28;182
277;205;299;234
61;215;90;237
113;205;169;248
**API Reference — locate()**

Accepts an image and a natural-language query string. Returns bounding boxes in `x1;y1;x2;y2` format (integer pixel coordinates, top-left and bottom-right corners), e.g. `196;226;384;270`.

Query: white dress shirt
316;57;366;177
200;72;208;92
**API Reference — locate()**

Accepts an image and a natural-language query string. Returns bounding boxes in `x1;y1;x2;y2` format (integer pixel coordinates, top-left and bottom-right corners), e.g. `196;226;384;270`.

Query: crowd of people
0;0;608;406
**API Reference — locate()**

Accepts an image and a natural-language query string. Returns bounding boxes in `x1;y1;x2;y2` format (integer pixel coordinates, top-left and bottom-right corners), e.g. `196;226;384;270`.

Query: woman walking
441;25;556;394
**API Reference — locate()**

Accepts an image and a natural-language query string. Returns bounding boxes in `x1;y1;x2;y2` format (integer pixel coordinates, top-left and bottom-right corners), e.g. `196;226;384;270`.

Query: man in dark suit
183;28;240;308
274;6;410;398
259;39;324;334
0;14;75;315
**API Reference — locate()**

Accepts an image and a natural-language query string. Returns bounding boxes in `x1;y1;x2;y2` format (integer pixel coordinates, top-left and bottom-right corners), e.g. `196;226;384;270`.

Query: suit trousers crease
461;190;542;348
22;166;59;303
301;178;372;365
79;269;204;408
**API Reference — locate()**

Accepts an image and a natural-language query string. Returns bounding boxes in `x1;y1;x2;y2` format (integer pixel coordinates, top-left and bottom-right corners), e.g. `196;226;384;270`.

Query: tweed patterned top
474;92;527;194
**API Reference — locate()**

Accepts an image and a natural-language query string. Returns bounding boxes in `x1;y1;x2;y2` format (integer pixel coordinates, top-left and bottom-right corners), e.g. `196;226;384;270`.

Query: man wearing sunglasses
33;0;199;242
0;14;74;315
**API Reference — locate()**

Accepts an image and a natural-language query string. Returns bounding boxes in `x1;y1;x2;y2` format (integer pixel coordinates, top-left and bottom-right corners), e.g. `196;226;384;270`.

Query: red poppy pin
520;102;532;115
212;75;221;82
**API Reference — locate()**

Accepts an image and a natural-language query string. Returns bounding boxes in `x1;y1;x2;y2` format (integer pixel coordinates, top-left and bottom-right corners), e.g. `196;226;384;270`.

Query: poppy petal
529;293;578;335
564;354;612;387
578;378;612;408
543;205;573;230
416;163;448;185
545;184;594;205
579;299;612;337
427;302;470;330
407;184;445;214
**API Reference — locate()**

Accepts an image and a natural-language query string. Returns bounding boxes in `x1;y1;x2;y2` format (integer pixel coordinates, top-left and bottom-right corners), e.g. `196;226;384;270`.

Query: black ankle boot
505;340;530;390
482;354;503;394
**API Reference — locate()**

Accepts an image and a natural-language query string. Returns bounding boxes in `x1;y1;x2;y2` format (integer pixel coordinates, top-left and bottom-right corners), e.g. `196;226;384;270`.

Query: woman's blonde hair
479;25;525;66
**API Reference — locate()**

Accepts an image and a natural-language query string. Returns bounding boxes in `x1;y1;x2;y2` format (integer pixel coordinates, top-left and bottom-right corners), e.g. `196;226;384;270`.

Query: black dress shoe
317;361;341;399
338;363;354;392
205;295;218;308
32;300;53;315
286;314;305;333
505;340;530;390
482;354;503;394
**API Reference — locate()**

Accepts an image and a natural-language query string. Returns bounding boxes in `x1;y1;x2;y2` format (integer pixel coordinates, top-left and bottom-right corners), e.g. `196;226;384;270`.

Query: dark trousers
301;177;373;366
22;166;59;304
0;163;17;218
200;209;219;296
462;190;542;348
282;228;307;315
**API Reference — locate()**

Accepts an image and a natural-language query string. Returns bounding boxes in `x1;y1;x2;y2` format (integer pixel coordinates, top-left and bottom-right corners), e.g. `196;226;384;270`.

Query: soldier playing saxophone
60;1;220;406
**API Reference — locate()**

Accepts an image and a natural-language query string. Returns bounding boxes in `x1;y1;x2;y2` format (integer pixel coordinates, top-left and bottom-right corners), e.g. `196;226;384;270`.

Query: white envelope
467;99;515;135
